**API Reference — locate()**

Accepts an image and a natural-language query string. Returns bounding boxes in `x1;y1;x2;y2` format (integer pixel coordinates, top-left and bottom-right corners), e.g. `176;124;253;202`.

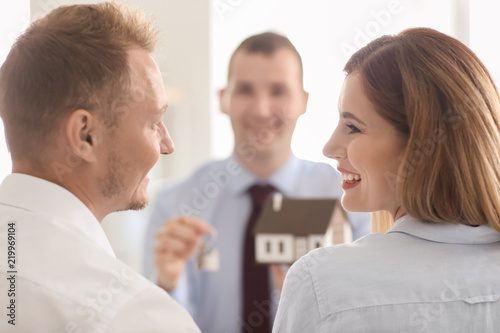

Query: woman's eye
346;123;361;134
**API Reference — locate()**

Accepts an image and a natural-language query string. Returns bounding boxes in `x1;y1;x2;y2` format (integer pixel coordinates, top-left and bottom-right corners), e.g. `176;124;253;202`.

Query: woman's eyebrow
341;111;366;126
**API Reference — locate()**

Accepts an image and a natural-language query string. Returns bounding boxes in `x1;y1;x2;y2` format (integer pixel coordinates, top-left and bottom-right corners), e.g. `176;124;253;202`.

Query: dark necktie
242;184;275;333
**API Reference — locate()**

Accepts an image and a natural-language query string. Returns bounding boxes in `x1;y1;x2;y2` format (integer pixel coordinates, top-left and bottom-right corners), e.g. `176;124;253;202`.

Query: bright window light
470;0;500;83
0;1;30;181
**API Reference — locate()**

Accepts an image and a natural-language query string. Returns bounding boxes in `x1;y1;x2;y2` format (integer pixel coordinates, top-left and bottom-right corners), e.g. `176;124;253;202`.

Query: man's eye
236;86;252;94
271;87;285;96
346;124;361;134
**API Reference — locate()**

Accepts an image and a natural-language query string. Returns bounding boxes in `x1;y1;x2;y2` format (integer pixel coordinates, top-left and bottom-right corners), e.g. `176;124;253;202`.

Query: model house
253;194;352;264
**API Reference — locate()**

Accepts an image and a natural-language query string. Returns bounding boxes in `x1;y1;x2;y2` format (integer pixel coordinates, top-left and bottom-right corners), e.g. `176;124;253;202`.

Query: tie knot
248;184;275;209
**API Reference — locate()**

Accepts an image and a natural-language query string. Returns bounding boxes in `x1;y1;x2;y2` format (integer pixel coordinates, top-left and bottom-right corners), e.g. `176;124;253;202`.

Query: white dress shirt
274;214;500;332
0;174;200;333
143;155;371;333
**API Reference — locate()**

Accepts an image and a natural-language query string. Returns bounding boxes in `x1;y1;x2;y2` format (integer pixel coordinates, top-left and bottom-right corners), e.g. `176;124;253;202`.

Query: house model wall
254;196;352;264
255;233;328;264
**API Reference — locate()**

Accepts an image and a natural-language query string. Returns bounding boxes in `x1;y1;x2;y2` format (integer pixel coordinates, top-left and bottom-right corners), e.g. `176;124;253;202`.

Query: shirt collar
388;214;500;244
0;173;115;257
228;154;301;197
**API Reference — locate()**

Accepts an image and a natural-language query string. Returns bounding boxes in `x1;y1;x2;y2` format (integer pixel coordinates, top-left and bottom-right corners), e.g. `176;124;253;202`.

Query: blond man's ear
65;109;99;163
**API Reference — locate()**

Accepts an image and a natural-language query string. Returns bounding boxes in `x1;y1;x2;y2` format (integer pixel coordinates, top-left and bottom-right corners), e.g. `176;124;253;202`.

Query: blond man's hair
0;2;159;166
345;28;500;233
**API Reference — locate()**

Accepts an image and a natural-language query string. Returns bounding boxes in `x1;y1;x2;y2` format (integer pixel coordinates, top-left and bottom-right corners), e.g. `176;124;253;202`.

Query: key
197;228;220;271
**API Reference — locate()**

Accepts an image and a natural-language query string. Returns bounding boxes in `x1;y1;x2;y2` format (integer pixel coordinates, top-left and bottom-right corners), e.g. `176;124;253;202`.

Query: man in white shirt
0;3;199;332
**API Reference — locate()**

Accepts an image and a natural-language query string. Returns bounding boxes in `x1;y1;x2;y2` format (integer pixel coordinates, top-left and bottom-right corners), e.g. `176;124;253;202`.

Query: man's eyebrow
234;80;251;86
341;111;366;126
270;82;290;90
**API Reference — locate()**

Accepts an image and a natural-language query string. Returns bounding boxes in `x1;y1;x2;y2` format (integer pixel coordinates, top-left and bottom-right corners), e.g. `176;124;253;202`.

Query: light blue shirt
274;214;500;332
143;155;371;333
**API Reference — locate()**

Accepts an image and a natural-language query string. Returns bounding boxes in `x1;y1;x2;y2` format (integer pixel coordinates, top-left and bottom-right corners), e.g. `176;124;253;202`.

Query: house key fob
197;228;220;271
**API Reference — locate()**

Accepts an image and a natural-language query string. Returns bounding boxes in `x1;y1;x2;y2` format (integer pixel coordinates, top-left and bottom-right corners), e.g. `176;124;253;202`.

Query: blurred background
1;0;498;272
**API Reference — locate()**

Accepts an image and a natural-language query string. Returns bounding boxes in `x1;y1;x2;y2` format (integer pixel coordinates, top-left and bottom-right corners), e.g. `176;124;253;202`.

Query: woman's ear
65;109;98;163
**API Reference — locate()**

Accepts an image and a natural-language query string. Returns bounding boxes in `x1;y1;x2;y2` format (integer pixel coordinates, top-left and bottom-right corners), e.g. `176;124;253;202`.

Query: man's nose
251;95;273;119
160;125;175;155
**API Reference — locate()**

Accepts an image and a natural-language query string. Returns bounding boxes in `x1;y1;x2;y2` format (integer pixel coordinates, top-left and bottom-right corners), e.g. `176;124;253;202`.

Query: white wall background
0;1;29;180
1;0;498;272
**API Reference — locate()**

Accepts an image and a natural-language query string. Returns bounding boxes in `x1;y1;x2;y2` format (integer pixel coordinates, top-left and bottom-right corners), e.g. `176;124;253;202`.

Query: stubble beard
101;151;148;212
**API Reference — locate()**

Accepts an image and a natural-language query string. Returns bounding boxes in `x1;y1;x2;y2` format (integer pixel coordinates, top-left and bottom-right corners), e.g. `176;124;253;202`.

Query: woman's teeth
341;173;361;183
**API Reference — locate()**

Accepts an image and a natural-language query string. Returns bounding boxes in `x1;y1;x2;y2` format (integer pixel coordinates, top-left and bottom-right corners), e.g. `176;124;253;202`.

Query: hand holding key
154;215;212;291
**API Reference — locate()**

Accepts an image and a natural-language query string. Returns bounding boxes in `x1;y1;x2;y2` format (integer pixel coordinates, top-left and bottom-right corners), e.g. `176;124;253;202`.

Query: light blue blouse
274;214;500;332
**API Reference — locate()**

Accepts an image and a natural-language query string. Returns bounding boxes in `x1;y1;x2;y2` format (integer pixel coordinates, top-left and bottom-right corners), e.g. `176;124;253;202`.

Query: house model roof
253;196;345;236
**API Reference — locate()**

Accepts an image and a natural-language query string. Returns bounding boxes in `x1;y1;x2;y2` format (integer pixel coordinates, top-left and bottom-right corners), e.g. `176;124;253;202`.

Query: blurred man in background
143;32;370;333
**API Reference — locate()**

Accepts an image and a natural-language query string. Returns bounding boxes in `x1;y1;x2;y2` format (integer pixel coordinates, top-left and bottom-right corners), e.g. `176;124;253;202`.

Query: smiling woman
340;29;500;230
323;71;407;218
274;27;500;332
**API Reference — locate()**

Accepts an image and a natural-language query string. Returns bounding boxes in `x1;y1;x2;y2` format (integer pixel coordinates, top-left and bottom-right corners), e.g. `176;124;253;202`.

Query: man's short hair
0;2;158;166
227;32;304;85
